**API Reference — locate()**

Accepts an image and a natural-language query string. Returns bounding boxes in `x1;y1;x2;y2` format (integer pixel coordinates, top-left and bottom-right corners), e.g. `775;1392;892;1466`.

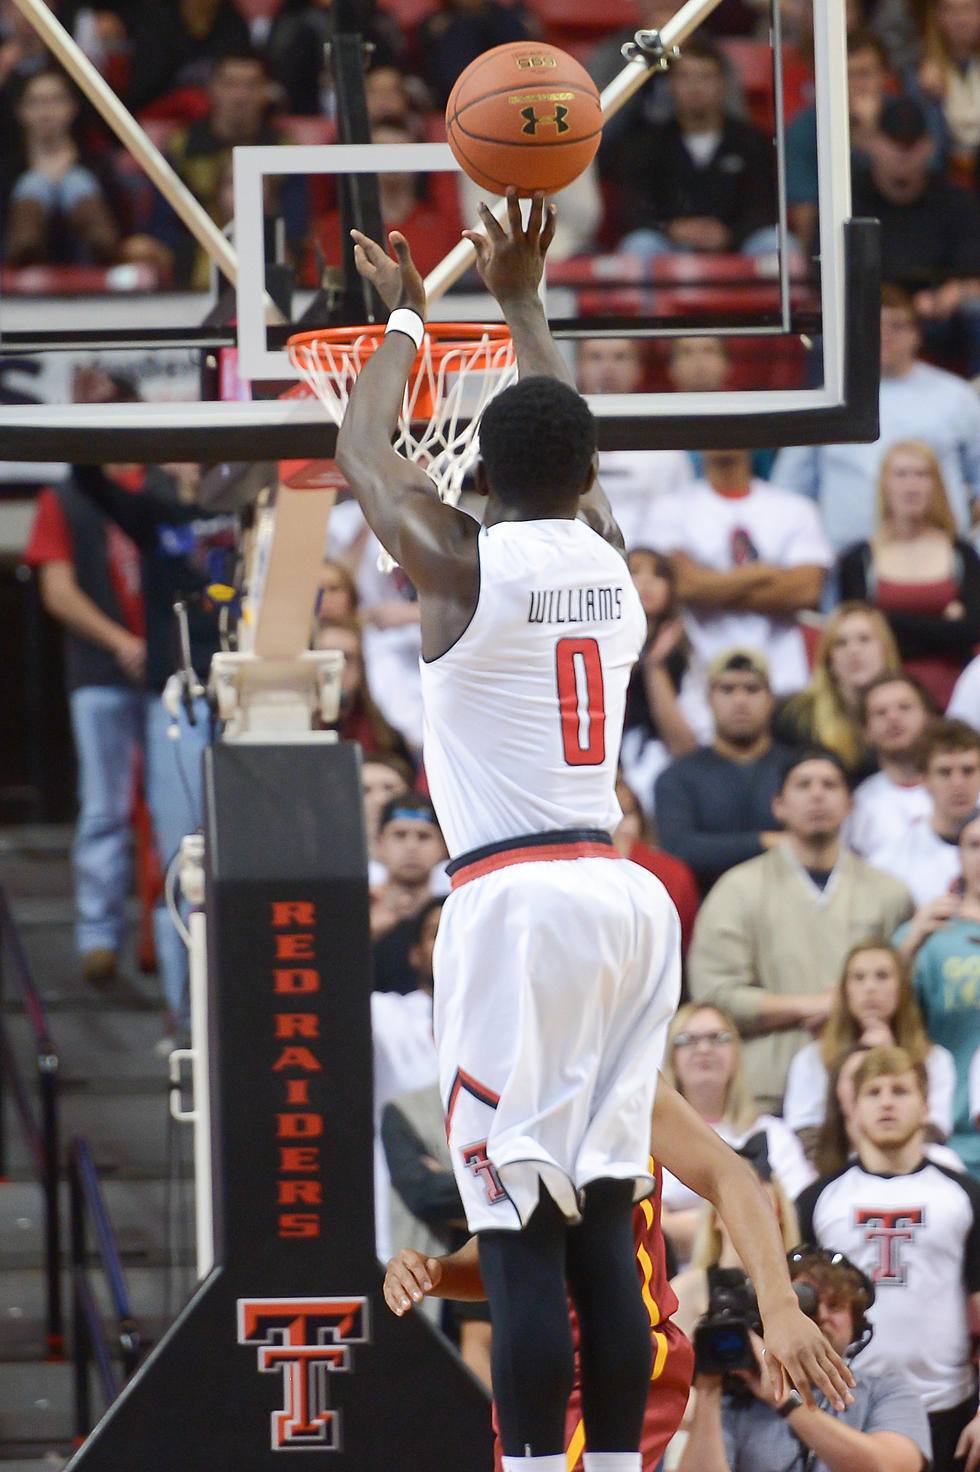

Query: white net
287;325;517;507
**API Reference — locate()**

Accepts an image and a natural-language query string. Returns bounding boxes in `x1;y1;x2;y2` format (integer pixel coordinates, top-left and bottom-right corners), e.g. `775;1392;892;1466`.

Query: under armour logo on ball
520;103;569;136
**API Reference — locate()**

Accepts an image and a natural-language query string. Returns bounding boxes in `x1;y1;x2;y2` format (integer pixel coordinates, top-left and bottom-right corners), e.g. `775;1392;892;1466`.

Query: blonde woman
774;601;901;776
660;1003;814;1264
837;440;980;710
783;940;955;1151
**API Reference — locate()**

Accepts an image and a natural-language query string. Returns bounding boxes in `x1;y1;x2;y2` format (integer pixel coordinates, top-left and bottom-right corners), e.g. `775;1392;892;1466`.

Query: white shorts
433;842;681;1233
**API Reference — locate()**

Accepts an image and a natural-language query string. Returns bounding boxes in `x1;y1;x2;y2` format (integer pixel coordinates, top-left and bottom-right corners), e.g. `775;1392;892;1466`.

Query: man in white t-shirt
872;720;980;904
948;653;980;729
651;449;832;697
327;500;425;754
797;1045;980;1472
371;896;443;1261
772;286;980;550
849;674;933;860
576;337;694;551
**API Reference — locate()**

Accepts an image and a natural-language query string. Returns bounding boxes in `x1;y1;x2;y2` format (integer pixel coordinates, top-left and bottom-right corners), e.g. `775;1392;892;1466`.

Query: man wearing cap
688;751;914;1111
371;795;448;992
654;649;799;896
649;448;832;700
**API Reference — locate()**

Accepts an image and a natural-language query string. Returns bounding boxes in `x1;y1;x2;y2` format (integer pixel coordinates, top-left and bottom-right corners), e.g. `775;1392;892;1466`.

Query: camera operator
678;1248;929;1472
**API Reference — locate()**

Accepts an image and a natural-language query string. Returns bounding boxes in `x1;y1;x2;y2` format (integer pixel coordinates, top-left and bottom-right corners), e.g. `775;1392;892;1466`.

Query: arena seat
0;263;161;294
547;252;817;323
379;0;441;37
231;0;284;22
719;38;774;132
526;0;636;59
274;115;337;145
720;37;815;131
136;85;210;124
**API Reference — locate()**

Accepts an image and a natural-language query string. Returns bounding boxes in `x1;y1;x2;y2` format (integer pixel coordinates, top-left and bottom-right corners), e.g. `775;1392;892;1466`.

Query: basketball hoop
287;321;516;507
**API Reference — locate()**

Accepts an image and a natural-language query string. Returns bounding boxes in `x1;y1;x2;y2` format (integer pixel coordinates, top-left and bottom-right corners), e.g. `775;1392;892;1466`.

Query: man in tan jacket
688;750;914;1113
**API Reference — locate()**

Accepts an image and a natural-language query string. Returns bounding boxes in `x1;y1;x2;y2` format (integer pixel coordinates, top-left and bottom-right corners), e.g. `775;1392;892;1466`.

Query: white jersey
420;519;645;857
798;1159;980;1411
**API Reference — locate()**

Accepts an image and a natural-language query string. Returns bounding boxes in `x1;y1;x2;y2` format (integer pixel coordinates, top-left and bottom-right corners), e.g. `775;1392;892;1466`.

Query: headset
787;1246;875;1357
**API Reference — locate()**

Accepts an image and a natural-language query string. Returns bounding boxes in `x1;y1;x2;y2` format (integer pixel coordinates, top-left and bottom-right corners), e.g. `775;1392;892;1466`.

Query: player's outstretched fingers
787;1341;855;1412
476;199;506;241
505;184;523;236
539;201;557;256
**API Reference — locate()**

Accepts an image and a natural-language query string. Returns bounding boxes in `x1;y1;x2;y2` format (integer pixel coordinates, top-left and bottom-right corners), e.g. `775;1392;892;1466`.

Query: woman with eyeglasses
660;1002;815;1264
783;940;955;1159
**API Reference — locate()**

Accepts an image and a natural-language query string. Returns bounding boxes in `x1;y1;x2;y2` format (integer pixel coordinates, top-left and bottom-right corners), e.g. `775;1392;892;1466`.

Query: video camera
693;1268;818;1376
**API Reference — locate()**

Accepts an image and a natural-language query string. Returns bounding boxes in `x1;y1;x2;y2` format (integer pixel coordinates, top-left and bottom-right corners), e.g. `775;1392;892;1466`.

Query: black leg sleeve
565;1177;652;1453
478;1188;575;1458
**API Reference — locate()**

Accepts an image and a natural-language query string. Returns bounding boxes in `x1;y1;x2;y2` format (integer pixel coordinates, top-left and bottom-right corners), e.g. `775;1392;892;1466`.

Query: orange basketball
445;41;603;197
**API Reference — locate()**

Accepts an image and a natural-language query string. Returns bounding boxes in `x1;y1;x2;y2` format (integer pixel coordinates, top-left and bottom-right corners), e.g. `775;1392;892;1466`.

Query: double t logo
856;1208;925;1285
237;1297;369;1450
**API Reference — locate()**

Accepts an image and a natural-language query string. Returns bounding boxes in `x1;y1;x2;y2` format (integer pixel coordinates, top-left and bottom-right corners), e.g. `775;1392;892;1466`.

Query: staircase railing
0;883;62;1354
68;1135;142;1437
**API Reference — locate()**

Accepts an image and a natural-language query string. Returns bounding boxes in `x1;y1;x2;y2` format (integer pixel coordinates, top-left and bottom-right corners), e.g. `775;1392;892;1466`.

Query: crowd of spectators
4;0;980;299
17;2;980;1466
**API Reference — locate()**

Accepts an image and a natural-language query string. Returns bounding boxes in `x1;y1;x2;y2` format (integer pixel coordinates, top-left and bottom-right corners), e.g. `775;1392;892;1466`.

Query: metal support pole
70;1156;92;1439
0;944;6;1182
40;1047;63;1357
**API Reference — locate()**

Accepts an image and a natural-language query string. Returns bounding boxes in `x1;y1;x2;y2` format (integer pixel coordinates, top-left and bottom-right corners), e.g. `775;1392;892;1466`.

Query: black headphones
787;1246;876;1357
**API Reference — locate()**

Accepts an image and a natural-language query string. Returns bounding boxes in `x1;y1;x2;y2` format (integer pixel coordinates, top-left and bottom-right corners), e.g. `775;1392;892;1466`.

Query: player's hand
462;187;556;303
384;1248;443;1315
759;1300;854;1412
350;228;426;318
956;1410;980;1472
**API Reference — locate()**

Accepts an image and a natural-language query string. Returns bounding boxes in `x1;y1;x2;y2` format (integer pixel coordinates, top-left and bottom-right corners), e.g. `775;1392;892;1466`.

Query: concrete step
0;1363;73;1453
0;824;200;1463
0;1456;68;1469
0;1180;196;1272
1;1261;198;1359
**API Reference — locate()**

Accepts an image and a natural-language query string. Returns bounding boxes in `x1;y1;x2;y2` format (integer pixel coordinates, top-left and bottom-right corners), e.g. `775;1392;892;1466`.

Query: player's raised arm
651;1076;855;1413
463;190;567;384
463;188;623;551
335;229;476;593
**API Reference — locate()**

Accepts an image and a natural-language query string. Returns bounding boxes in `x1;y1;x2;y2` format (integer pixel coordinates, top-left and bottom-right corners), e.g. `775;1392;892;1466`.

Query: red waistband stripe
450;840;621;889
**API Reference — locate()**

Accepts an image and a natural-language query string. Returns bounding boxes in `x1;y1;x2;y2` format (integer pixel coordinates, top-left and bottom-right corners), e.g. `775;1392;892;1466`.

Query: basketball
445;41;603;197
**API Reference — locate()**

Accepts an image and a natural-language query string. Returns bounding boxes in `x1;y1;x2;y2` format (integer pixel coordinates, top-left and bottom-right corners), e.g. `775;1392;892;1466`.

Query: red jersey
493;1162;693;1471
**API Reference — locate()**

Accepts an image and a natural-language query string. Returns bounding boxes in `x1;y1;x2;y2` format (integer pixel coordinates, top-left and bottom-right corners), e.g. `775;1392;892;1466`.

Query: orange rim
287;321;512;366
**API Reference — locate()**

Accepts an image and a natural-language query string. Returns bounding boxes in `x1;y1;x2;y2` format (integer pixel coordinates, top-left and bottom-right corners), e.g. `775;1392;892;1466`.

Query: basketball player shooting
336;191;853;1472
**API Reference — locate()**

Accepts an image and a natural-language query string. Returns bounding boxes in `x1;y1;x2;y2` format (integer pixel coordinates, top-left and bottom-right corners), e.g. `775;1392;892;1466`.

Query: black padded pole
64;742;492;1471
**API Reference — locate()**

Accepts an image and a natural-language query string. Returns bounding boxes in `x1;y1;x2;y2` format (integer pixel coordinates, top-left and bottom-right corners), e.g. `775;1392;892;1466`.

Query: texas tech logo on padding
856;1207;925;1285
237;1297;369;1450
462;1140;508;1205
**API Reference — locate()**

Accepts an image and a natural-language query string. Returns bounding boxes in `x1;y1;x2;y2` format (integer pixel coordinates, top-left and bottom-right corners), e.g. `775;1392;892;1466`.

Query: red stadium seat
231;0;284;21
720;38;774;132
526;0;636;59
274;115;337;145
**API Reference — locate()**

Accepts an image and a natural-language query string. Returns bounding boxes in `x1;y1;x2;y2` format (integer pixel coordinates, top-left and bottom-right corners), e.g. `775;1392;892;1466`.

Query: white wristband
385;308;425;351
